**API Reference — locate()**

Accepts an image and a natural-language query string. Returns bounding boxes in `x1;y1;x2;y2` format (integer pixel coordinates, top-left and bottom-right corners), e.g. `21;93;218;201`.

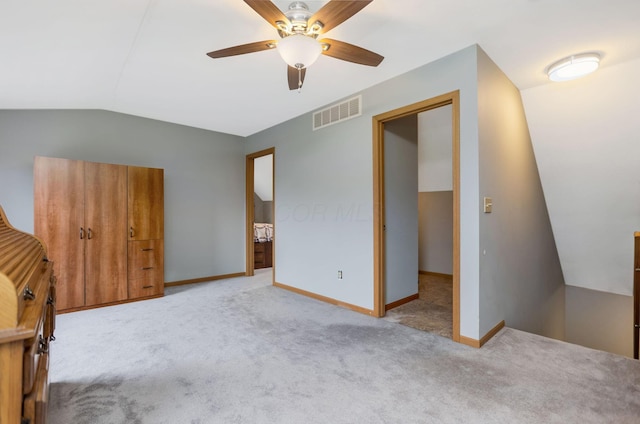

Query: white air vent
313;95;362;130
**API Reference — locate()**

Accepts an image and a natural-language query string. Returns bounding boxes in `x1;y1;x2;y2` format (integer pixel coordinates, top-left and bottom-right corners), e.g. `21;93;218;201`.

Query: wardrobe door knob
38;335;49;354
23;286;36;301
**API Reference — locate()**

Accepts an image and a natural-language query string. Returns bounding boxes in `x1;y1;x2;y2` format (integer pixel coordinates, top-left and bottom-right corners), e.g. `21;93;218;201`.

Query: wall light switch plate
484;197;493;213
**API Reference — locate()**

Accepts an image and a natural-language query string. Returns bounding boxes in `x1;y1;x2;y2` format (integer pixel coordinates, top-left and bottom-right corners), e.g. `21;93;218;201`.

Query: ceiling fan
206;0;384;91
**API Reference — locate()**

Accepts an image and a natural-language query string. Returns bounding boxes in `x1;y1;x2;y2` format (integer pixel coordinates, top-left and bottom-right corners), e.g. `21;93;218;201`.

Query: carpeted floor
384;273;453;338
48;270;640;424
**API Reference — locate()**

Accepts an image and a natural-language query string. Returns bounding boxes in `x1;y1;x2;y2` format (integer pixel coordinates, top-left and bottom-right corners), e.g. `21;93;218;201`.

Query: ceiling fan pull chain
298;66;303;93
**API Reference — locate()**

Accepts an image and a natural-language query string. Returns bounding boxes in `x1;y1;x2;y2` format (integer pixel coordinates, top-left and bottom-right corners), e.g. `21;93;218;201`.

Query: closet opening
372;91;461;343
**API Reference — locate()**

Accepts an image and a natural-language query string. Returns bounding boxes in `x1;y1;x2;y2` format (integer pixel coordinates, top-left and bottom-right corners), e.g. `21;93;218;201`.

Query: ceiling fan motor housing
286;1;312;30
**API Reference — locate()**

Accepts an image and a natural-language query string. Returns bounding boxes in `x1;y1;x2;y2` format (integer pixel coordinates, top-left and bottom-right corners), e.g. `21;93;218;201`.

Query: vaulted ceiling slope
1;0;639;137
522;57;640;297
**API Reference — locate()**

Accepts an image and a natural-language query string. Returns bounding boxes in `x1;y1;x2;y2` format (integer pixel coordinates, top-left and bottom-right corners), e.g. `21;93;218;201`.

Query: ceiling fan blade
319;38;384;66
244;0;290;29
287;66;306;91
308;0;372;34
207;40;277;58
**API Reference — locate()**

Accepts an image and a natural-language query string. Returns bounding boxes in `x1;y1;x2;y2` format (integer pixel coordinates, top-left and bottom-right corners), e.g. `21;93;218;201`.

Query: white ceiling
2;1;639;298
2;0;640;137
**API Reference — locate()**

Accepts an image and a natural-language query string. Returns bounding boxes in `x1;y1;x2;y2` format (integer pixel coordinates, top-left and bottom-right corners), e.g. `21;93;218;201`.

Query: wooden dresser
0;206;56;424
254;241;272;269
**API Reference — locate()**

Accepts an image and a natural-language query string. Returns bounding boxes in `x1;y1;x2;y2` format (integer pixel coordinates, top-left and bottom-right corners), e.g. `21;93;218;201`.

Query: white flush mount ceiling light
547;53;601;82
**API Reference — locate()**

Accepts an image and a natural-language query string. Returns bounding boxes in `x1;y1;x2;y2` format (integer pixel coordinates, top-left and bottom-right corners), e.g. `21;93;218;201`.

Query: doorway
372;91;460;343
246;148;275;279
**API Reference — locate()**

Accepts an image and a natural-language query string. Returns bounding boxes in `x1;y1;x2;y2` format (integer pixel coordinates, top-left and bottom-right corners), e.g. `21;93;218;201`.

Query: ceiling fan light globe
277;34;322;69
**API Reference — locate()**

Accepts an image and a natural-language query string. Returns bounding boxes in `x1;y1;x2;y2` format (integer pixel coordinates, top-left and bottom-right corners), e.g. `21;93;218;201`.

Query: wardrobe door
128;166;164;299
128;166;164;241
34;156;85;311
84;162;128;306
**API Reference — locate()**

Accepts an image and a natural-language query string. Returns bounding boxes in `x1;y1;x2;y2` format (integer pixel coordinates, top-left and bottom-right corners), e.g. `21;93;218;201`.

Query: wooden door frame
634;231;639;360
372;90;461;343
246;147;275;278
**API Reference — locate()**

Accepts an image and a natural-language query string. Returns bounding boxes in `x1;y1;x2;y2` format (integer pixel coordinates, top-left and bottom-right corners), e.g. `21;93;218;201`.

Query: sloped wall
522;58;640;296
477;48;565;339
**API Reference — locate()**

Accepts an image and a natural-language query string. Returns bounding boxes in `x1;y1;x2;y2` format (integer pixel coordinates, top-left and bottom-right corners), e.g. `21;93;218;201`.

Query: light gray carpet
49;270;640;424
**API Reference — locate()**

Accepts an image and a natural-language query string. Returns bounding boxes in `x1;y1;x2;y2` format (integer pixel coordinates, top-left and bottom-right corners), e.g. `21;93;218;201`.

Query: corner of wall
475;48;565;338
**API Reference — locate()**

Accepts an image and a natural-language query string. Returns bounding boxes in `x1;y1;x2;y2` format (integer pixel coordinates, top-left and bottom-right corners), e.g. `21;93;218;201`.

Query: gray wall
418;105;453;192
262;201;273;224
0;45;573;343
245;109;377;308
254;193;273;224
0;109;246;282
476;49;565;339
246;45;481;338
384;115;419;304
417;106;454;277
565;285;633;357
418;191;453;275
0;45;566;343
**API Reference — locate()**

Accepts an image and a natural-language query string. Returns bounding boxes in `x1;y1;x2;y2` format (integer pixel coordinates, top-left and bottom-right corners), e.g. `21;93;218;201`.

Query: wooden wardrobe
34;156;164;312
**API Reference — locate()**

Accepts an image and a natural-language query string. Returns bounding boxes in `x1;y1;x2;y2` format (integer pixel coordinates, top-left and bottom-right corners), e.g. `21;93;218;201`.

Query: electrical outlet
338;270;343;279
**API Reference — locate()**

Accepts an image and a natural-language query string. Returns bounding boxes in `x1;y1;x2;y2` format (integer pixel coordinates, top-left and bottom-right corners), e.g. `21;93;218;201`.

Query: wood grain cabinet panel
35;158;128;310
84;162;128;306
129;274;164;299
128;239;164;298
22;352;49;424
0;205;56;424
128;166;164;241
34;157;164;312
127;166;164;300
22;330;42;395
34;156;85;310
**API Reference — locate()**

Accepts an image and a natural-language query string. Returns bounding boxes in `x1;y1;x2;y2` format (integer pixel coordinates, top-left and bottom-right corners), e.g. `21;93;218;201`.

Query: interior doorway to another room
414;104;454;338
246;148;275;280
373;91;460;343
